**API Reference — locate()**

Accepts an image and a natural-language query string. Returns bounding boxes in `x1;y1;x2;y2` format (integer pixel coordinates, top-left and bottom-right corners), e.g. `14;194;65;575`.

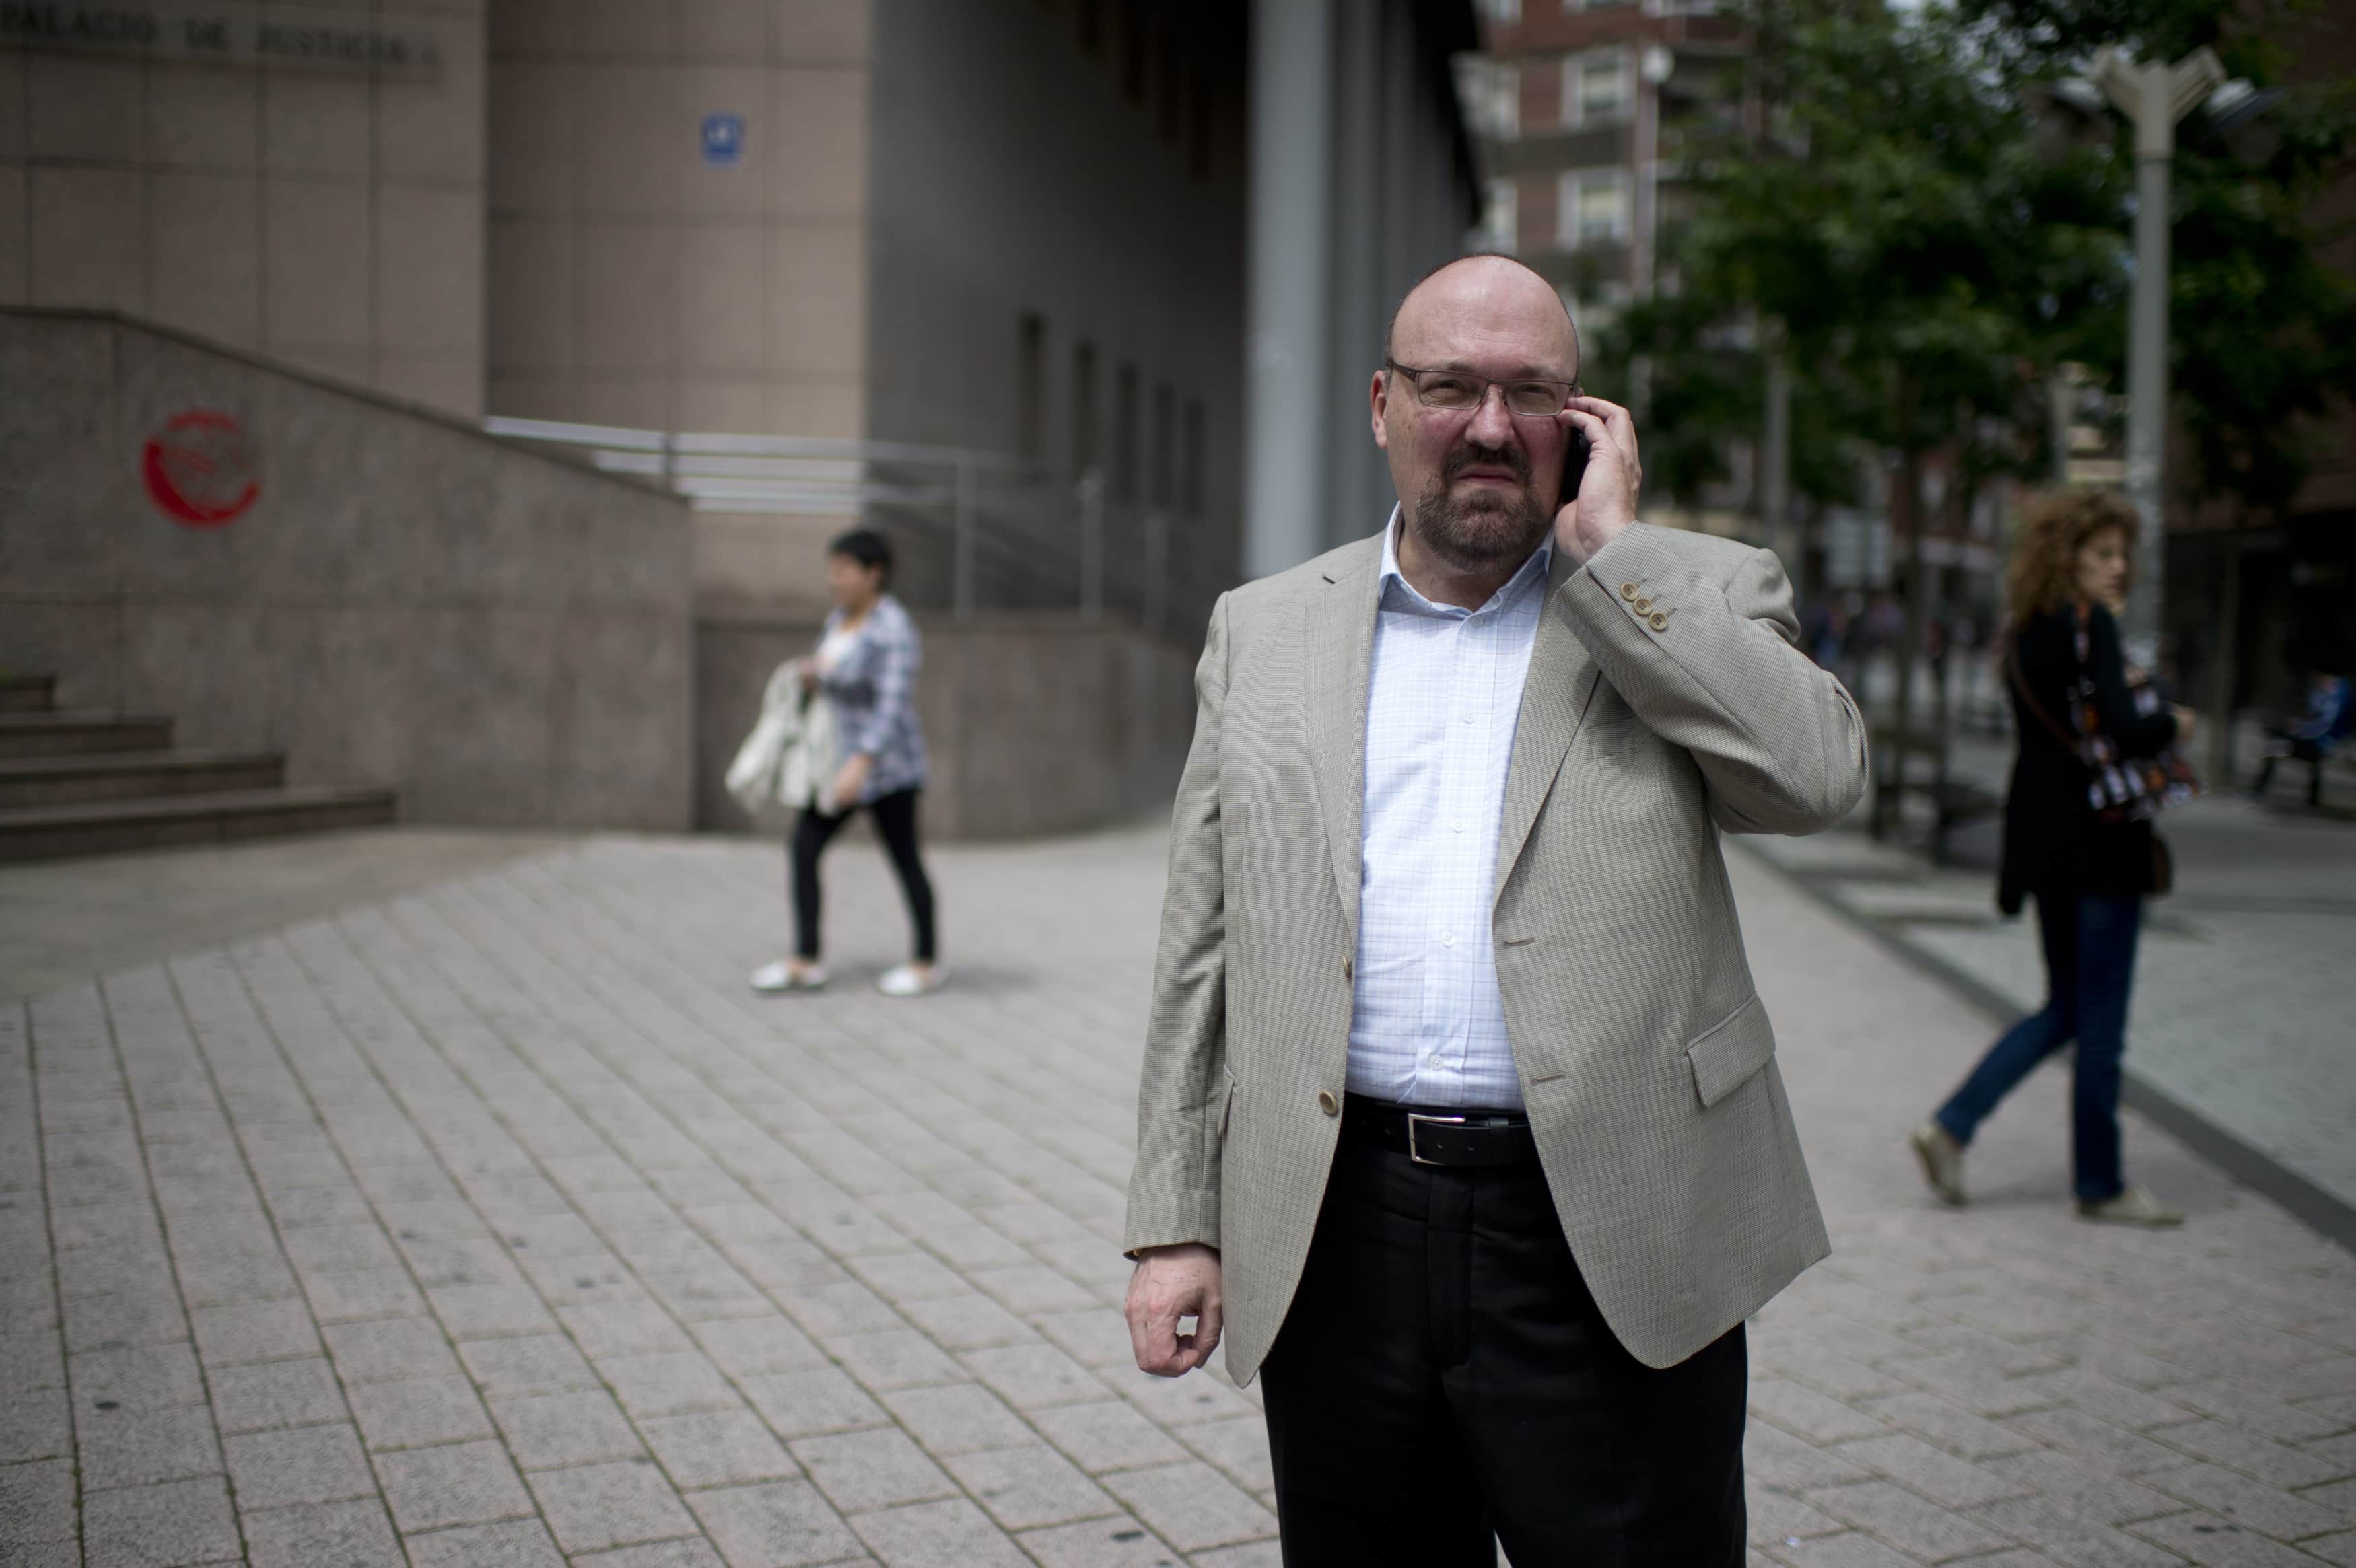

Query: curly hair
2005;488;2139;624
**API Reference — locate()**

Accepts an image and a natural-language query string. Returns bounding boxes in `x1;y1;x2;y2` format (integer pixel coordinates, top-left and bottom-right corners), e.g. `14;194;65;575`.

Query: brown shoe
1908;1121;1967;1207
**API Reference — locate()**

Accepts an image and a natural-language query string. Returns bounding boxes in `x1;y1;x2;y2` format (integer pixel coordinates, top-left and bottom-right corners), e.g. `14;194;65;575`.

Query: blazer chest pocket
1686;993;1776;1108
1581;715;1653;759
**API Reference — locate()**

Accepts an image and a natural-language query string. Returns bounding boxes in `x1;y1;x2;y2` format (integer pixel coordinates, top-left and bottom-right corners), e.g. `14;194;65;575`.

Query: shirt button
1460;713;1476;725
1451;820;1467;833
1440;932;1455;948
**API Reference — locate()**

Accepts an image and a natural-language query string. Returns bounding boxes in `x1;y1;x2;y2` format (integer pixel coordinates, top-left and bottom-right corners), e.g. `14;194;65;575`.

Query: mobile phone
1558;427;1591;513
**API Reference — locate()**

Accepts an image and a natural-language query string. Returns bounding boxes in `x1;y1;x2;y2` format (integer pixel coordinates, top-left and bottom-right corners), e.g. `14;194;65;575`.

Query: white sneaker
2077;1186;2183;1227
1908;1120;1967;1207
749;960;826;993
877;963;944;997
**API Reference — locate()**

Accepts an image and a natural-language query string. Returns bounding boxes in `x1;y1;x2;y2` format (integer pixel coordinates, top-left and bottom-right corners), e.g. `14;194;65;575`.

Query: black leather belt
1342;1093;1539;1168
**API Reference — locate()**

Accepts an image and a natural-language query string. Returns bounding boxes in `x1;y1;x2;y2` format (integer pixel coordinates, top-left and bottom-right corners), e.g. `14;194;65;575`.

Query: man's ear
1369;371;1391;450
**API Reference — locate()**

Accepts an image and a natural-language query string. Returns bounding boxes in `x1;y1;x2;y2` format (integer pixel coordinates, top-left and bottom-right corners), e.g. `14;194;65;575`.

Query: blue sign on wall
701;113;744;167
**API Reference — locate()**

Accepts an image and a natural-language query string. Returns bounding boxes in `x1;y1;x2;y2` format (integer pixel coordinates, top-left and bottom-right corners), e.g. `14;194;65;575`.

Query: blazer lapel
1303;536;1382;946
1494;548;1601;903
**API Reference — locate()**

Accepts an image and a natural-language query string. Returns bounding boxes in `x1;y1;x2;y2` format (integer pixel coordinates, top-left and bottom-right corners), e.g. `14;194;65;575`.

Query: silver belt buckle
1406;1112;1467;1166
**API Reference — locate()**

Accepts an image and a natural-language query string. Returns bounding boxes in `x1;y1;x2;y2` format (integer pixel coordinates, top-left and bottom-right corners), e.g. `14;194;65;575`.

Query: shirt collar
1377;505;1554;619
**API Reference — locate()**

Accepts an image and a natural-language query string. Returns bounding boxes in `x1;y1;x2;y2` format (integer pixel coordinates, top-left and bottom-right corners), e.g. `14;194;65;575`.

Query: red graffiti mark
142;408;261;527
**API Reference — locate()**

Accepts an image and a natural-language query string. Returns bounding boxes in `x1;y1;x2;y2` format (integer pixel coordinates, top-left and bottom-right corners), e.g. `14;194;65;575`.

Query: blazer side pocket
1686;993;1776;1108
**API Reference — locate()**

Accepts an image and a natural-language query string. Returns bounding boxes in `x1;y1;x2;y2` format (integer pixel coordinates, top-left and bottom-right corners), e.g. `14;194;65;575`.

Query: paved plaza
3;822;2354;1567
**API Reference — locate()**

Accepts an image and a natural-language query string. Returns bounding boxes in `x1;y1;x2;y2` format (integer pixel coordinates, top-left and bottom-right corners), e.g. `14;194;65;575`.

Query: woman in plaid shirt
751;530;942;997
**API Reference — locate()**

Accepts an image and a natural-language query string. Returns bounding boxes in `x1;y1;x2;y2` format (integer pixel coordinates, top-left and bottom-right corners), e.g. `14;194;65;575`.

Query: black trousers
790;787;936;961
1259;1134;1747;1568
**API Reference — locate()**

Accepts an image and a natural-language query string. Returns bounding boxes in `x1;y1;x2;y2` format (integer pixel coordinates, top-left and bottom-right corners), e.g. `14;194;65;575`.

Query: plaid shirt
1346;512;1552;1111
816;595;928;801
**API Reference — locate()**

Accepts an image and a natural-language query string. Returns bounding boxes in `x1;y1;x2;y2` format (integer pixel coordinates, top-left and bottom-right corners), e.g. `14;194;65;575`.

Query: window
1017;314;1047;464
1072;341;1099;478
1481;0;1523;20
1181;398;1205;516
1556;169;1630;249
1113;362;1140;501
1150;382;1175;507
1464;59;1518;140
1479;178;1519;253
1561;48;1630;127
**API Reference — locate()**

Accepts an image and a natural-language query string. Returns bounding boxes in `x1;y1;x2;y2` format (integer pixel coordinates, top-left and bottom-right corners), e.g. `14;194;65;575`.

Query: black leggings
792;788;936;962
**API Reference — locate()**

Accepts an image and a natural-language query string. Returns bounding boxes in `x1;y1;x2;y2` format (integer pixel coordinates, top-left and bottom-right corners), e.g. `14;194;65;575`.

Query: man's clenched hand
1125;1243;1223;1377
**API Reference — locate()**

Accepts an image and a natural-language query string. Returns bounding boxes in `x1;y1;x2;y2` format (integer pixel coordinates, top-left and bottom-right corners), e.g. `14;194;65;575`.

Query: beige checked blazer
1124;522;1870;1379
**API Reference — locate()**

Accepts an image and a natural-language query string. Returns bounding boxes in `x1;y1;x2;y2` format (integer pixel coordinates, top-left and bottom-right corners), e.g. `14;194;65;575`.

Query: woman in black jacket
1908;490;2194;1226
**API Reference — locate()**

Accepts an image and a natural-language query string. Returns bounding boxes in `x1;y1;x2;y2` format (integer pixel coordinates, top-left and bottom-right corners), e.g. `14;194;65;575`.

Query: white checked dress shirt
1346;511;1552;1112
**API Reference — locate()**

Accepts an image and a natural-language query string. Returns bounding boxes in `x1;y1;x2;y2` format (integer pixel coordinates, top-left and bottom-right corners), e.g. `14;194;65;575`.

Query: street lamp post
2089;44;2225;665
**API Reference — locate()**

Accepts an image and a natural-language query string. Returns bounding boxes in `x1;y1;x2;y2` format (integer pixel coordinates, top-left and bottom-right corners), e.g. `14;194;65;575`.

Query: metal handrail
483;415;1214;634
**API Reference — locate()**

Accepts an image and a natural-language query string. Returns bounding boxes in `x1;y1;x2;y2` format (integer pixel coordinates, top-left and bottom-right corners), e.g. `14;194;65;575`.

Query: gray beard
1410;472;1552;577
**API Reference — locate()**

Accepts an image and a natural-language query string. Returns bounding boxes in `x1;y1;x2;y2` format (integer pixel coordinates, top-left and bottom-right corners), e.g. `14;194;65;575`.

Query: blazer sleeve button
1619;581;1640;600
1633;597;1652;613
1317;1091;1340;1116
1649;611;1669;631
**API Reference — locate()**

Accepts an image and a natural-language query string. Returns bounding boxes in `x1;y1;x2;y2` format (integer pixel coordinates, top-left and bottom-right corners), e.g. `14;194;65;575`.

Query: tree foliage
1617;0;2356;528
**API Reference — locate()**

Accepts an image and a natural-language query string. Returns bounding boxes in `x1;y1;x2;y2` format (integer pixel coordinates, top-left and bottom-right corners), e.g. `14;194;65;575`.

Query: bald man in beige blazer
1121;256;1869;1565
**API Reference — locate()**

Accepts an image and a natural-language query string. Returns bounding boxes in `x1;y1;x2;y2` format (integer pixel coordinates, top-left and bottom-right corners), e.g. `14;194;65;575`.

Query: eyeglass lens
1410;371;1572;417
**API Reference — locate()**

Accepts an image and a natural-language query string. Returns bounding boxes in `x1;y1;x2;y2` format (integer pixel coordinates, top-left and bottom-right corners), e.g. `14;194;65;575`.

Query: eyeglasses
1385;359;1581;418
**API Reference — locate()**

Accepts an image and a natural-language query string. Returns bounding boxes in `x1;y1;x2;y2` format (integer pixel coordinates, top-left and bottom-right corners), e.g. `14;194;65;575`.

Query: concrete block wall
0;308;697;830
696;608;1200;842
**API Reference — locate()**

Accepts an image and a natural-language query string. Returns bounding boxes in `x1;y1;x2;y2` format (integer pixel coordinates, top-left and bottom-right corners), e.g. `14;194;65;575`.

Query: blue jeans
1935;888;2142;1202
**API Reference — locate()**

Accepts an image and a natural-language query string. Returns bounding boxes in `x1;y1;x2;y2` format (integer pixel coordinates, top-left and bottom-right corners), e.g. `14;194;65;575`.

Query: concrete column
1244;0;1335;579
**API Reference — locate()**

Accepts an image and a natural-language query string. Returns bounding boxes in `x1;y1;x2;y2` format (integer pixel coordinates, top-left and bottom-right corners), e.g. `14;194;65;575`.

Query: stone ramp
1;827;2350;1566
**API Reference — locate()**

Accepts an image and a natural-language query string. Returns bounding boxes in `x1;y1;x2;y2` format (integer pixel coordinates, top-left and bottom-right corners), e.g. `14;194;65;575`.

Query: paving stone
189;1298;322;1367
879;1382;1040;1457
429;1282;560;1339
1972;1495;2190;1566
1103;1365;1257;1429
529;1458;701;1555
1872;1393;2042;1462
1978;1450;2186;1526
685;1477;862;1567
322;1316;462;1384
403;1517;568;1568
0;1334;65;1397
242;1497;406;1568
1029;1399;1190;1474
895;1289;1039;1351
459;1333;602;1400
345;1374;495;1450
848;1496;1031;1568
1809;1476;2019;1560
491;1390;648;1471
79;1400;222;1491
2127;1509;2327;1566
1763;1532;1931;1568
691;1315;829;1378
562;1299;700;1359
223;1423;378;1510
600;1351;744;1420
791;1427;959;1513
302;1267;430;1324
571;1541;730;1568
945;1443;1120;1530
2142;1460;2350;1540
638;1409;800;1490
2153;1419;2347;1490
83;1474;242;1566
1099;1461;1278;1554
374;1437;536;1532
70;1341;206;1411
1177;1415;1276;1495
211;1355;347;1434
0;1458;77;1544
739;1367;891;1439
1016;1515;1189;1568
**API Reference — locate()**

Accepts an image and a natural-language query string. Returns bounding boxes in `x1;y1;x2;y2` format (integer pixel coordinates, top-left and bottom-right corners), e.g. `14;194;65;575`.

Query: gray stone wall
697;609;1200;842
0;5;489;416
0;308;697;830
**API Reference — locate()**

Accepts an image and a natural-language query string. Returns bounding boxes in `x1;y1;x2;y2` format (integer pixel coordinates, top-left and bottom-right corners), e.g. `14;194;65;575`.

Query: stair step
0;712;173;758
0;675;55;714
0;750;287;809
0;786;398;863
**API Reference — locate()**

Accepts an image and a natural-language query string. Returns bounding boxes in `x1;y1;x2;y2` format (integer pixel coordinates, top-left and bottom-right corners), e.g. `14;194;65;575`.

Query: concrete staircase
0;675;396;862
